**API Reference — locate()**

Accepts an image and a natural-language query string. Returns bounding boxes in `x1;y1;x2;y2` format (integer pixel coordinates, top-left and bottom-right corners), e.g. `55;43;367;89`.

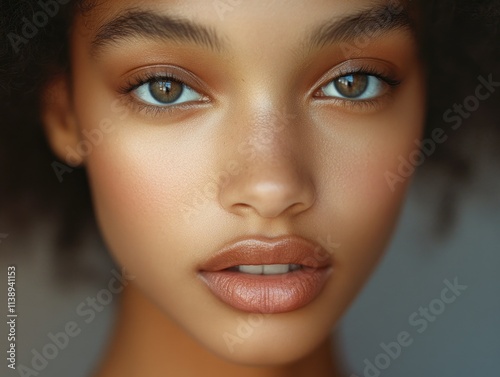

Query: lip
198;235;333;314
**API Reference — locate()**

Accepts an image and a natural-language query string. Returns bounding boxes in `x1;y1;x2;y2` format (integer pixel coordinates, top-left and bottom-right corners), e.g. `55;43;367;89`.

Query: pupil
149;80;183;104
334;74;368;98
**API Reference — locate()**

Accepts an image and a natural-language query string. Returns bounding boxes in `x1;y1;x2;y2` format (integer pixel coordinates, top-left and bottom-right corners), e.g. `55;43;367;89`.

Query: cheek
68;34;216;269
80;115;213;275
315;76;426;287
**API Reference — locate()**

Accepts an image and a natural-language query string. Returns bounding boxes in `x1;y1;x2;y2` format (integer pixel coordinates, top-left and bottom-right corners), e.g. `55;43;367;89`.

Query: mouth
228;264;302;274
198;235;333;314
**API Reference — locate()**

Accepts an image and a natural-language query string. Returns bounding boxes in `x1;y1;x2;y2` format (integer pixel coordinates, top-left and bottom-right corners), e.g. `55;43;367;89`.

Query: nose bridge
244;108;294;164
219;101;316;219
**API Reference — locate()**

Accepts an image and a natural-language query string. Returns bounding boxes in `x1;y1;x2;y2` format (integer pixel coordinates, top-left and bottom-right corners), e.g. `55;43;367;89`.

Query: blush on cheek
84;140;182;255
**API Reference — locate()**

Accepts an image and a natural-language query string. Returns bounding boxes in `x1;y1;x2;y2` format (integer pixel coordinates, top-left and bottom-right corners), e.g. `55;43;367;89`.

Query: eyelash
118;65;401;116
335;65;401;87
117;72;207;116
314;64;402;109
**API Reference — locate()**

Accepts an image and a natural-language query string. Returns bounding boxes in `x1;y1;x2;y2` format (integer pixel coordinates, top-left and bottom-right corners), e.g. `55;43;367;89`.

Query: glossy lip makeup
198;235;333;314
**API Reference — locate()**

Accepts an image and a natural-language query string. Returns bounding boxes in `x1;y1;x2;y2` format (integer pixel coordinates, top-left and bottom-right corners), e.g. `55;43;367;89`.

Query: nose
219;109;316;219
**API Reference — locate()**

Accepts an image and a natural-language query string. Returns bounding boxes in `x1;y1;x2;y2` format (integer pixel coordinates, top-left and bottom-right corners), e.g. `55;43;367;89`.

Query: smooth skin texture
42;0;425;376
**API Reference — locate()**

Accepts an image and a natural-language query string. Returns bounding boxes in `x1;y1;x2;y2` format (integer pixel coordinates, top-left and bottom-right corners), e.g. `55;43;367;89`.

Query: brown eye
149;80;183;104
320;74;385;100
334;74;368;98
133;77;203;106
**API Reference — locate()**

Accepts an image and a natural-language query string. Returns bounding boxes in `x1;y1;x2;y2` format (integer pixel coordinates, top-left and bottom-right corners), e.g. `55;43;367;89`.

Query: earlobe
41;76;83;167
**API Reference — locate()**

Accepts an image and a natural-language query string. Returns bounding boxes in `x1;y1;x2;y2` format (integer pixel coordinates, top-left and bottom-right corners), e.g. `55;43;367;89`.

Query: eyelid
310;58;402;96
117;65;212;115
118;64;211;98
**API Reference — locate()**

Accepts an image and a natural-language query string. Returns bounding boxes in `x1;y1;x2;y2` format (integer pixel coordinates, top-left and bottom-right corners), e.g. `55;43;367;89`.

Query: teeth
263;264;289;274
238;265;263;274
237;264;301;275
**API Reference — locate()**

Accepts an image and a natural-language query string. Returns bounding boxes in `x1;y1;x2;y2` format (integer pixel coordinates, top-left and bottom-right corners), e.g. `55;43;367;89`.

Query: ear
41;76;83;167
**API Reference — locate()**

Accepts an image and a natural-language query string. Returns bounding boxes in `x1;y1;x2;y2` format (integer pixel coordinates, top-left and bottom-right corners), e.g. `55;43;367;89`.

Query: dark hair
1;0;499;274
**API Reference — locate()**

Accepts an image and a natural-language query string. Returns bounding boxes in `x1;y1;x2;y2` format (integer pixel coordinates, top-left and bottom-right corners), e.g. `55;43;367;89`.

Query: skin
42;0;426;376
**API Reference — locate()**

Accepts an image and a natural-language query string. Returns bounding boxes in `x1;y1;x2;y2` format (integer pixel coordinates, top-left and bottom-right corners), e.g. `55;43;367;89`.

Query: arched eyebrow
89;3;412;58
306;3;413;51
90;9;227;57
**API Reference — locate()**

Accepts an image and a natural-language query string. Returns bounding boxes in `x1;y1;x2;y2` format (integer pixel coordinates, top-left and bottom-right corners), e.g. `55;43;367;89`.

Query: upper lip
198;235;332;272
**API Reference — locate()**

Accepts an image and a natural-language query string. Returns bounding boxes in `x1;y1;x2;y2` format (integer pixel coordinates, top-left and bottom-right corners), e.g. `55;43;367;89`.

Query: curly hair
1;0;499;273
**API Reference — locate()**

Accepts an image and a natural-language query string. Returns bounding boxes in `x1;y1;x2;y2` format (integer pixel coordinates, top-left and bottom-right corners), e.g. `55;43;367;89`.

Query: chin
203;318;333;366
180;285;341;367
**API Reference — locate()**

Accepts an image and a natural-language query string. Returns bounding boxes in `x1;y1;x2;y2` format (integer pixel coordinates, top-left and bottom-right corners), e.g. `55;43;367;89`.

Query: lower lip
199;267;331;314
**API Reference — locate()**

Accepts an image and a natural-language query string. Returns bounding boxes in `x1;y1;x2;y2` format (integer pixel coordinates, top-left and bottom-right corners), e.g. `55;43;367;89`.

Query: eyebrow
90;9;226;57
90;3;412;58
306;3;412;51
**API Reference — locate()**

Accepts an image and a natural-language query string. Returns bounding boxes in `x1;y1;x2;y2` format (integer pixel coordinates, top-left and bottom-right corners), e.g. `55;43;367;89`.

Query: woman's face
46;0;425;365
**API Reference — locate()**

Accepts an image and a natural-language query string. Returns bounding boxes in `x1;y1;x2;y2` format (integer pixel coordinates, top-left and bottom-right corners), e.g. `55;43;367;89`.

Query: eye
320;74;386;100
133;78;203;106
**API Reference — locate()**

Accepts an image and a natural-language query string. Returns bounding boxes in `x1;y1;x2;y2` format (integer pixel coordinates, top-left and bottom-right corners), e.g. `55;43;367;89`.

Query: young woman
1;0;498;376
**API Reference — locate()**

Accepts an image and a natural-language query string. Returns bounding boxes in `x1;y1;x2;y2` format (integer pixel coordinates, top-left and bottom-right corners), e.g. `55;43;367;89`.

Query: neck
94;282;343;377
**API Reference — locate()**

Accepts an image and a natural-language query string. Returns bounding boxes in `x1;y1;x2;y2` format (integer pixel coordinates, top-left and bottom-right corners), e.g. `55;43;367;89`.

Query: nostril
218;152;316;219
